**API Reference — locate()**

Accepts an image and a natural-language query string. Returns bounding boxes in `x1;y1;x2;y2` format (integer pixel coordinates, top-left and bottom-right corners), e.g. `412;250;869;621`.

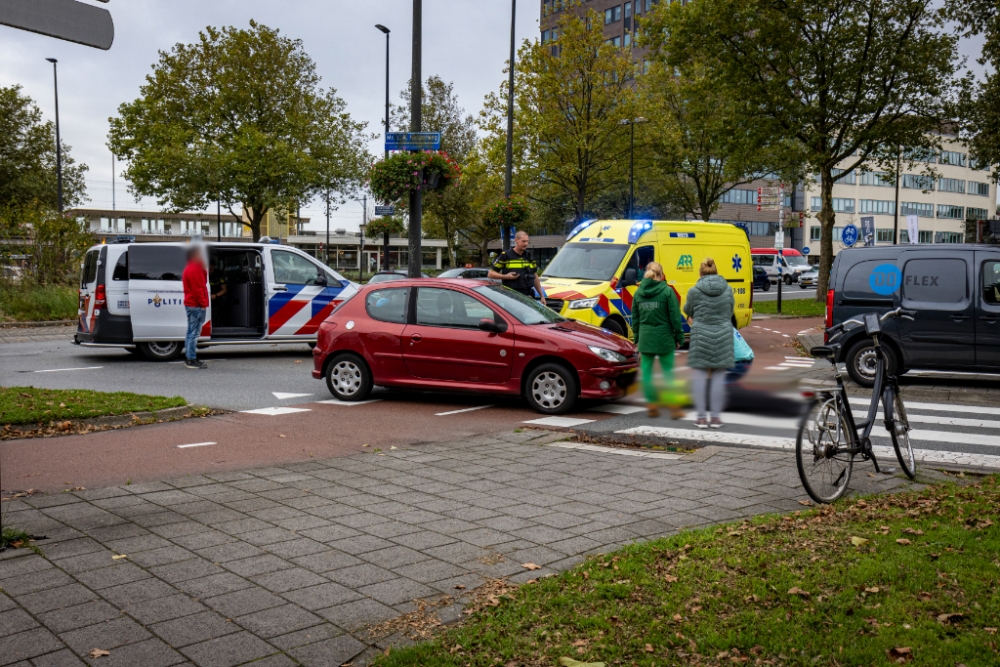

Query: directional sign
0;0;114;50
774;230;785;250
841;224;859;247
374;206;395;217
385;132;441;151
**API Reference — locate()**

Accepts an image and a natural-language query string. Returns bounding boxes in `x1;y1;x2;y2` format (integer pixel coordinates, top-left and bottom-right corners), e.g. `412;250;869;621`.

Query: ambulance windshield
542;243;629;281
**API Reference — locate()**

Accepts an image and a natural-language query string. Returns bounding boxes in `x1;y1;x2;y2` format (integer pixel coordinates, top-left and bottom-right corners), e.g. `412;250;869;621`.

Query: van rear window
80;249;99;287
129;246;186;281
111;252;128;281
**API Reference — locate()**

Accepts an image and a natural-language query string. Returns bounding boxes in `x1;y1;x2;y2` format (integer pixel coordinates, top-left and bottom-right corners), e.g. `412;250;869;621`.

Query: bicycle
795;308;917;504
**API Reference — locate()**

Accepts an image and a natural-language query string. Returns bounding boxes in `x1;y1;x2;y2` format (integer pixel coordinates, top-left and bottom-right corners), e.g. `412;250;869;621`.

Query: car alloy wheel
532;371;567;410
330;360;363;396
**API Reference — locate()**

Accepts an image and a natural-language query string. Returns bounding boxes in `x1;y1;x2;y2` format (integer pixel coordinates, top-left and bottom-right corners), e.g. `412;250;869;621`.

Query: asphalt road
752;284;820;301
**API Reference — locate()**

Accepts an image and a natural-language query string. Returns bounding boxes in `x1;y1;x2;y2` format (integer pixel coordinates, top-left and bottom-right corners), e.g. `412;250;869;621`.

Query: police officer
488;231;546;305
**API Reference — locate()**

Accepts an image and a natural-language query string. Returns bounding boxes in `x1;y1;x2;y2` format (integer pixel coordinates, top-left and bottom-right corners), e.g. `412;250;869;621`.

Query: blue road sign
802;246;810;255
841;224;859;247
385;132;441;151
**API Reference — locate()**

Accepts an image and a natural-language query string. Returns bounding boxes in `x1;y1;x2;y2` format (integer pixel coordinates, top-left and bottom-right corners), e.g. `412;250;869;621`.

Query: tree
108;21;369;241
638;61;803;222
652;0;958;297
481;6;636;226
0;85;88;210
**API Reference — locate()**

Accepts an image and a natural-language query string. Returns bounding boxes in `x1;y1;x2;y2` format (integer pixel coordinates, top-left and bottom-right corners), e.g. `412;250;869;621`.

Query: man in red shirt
182;246;210;369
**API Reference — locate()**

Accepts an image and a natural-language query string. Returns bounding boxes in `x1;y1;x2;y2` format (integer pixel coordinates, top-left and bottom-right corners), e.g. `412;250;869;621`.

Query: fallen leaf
111;555;127;560
558;659;605;667
453;584;465;590
390;446;397;450
851;536;869;547
89;649;110;659
902;528;924;535
865;586;880;594
917;592;932;602
522;563;541;571
362;443;369;447
788;587;811;598
293;360;302;363
896;538;911;546
664;574;678;583
571;639;588;647
798;500;813;506
672;614;683;621
485;595;500;607
984;627;997;634
937;612;964;624
278;434;286;438
886;646;913;663
645;643;654;653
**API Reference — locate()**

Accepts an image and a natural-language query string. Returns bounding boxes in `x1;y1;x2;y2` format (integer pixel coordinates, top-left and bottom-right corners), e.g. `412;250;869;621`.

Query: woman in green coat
683;258;735;428
632;261;685;418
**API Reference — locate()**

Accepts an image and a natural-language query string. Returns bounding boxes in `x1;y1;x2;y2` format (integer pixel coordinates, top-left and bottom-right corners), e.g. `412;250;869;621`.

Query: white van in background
74;240;358;360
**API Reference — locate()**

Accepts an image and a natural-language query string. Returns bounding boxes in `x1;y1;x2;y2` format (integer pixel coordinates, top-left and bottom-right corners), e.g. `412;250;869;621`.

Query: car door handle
951;315;969;322
981;316;998;325
410;334;422;344
272;285;287;292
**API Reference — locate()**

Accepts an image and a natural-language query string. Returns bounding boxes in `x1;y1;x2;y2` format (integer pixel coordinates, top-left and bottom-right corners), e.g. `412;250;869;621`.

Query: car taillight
94;284;107;308
824;288;834;342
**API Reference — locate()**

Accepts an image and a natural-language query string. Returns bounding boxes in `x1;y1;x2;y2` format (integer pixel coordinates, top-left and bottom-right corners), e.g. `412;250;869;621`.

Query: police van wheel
524;363;577;415
138;342;183;362
601;319;625;336
325;353;372;401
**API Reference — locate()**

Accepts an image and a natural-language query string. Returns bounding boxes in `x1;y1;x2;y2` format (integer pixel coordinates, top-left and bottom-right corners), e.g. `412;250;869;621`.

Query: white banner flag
906;215;919;244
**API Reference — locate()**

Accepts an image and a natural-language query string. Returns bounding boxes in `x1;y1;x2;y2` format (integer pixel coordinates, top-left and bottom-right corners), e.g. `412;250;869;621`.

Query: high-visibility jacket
492;249;537;295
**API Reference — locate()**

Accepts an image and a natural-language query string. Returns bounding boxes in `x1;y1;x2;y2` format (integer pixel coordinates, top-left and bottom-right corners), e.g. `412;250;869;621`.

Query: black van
826;244;1000;386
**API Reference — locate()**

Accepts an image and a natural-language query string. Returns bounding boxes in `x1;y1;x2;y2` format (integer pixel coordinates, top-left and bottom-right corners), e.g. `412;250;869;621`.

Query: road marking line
272;392;313;400
548;441;684;459
177;442;216;449
34;366;103;373
435;405;495;416
614;426;1000;469
849;398;1000;417
241;407;312;416
589;404;647;415
524;416;595;428
314;399;382;406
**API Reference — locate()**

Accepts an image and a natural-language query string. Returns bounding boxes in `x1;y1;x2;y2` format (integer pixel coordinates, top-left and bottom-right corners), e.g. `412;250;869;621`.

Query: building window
935;232;964;244
900;230;934;243
859;200;895;215
967;207;989;220
860;170;893;187
937;204;965;220
939;150;966;167
643;59;650;74
904;147;937;164
810;198;854;213
720;188;756;205
937;177;965;194
624;32;631;47
902;174;935;190
604;6;622;24
970;157;991;171
876;228;895;243
605;36;621;47
969;181;990;197
900;202;934;217
832;168;856;185
810;226;821;241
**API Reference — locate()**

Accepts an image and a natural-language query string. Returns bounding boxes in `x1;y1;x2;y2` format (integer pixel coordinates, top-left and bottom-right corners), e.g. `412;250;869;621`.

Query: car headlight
569;297;599;310
588;346;627;363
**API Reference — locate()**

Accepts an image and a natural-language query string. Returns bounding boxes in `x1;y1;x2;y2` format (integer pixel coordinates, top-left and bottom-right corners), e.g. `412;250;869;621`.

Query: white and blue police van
74;238;358;360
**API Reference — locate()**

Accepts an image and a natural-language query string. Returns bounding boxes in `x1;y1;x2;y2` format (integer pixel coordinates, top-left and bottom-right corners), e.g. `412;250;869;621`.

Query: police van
74;239;358;360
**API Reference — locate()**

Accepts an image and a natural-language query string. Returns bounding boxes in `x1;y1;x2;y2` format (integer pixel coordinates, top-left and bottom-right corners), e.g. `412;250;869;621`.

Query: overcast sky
1;2;989;233
0;0;537;232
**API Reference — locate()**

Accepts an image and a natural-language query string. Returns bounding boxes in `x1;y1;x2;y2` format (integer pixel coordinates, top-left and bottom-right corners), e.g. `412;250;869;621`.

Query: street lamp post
408;0;423;278
46;58;62;214
893;148;901;244
620;117;647;219
502;0;517;252
375;24;391;161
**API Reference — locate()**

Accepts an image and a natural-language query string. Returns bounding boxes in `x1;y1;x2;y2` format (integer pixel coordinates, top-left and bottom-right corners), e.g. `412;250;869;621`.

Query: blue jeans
185;307;206;360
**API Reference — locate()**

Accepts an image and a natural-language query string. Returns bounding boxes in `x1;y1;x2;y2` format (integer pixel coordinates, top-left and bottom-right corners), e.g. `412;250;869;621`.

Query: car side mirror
314;275;328;287
479;318;508;334
620;267;638;288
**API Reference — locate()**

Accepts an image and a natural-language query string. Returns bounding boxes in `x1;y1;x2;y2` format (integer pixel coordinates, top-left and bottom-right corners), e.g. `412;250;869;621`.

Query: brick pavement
0;429;916;667
0;325;76;345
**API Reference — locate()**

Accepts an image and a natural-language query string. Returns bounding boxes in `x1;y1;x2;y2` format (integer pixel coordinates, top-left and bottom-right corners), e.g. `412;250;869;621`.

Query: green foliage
650;0;959;297
752;298;826;317
0;85;88;209
374;478;1000;666
364;216;405;238
0;204;94;287
0;284;78;322
483;197;530;230
368;151;461;204
0;386;187;425
108;21;369;241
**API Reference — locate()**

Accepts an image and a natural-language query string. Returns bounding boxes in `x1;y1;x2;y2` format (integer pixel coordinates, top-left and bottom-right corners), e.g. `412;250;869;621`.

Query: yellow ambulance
538;220;753;338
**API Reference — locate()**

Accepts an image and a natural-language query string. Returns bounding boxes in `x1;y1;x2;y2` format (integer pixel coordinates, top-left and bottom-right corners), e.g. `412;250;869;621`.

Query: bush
0;284;79;322
0;203;93;286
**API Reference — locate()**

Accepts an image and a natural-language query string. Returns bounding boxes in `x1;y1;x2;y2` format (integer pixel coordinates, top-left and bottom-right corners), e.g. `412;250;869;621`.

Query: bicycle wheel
886;389;916;479
796;396;854;503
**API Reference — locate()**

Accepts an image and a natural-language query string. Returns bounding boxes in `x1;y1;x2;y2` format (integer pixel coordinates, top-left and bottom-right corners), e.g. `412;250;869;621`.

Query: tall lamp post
502;0;517;251
620;117;647;219
375;24;391;160
408;0;423;278
46;58;63;214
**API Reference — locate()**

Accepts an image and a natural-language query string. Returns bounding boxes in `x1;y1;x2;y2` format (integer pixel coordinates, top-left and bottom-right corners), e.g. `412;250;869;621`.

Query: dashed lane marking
33;366;103;373
241;407;312;416
177;442;216;449
435;405;495;416
314;399;382;406
523;416;596;428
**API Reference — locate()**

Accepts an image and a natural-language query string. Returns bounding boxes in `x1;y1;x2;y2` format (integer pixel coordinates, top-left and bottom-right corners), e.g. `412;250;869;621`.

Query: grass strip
376;477;1000;667
753;297;826;317
0;284;79;322
0;386;186;425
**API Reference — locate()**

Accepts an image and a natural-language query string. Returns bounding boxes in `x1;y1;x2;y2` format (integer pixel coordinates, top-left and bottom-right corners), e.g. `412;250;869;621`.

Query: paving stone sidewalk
0;430;915;667
0;325;76;345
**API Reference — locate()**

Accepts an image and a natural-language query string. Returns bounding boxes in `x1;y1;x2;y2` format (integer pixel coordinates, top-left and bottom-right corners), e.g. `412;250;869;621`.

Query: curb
0;320;77;329
2;405;197;437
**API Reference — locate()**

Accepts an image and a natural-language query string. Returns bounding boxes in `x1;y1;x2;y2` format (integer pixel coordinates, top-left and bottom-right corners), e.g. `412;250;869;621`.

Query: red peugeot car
311;279;637;414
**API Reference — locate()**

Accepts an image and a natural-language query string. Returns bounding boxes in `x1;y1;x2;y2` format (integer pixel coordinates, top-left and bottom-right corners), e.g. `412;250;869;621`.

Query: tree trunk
816;169;835;300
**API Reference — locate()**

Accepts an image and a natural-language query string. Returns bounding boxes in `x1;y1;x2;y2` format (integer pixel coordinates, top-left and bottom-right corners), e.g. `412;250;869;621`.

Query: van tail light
94;284;107;308
824;288;834;341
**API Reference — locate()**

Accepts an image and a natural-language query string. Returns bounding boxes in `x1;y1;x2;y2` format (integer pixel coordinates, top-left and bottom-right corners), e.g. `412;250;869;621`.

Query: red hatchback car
311;279;638;414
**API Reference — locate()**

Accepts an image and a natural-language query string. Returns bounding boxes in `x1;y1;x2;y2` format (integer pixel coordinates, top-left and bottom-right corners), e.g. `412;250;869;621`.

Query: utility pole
503;0;517;252
112;153;115;211
325;189;331;266
46;58;62;214
217;199;221;242
376;25;391;160
628;121;635;219
362;195;368;277
407;0;423;278
893;148;901;244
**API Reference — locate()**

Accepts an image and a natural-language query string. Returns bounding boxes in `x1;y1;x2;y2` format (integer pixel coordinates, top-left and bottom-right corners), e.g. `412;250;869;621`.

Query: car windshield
474;285;566;324
542;243;630;281
785;255;809;267
436;268;464;278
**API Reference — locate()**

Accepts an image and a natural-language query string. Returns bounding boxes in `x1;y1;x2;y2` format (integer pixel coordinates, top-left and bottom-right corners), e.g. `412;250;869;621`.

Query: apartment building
541;1;660;57
68;208;308;243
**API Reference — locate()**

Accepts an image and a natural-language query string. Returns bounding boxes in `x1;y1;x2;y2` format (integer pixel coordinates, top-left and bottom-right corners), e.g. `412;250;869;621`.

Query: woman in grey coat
683;258;735;428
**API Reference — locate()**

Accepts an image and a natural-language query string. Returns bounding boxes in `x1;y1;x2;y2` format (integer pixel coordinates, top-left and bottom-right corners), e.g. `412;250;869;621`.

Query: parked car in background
752;266;771;291
751;248;810;285
826;244;1000;386
312;279;638;414
367;270;429;284
437;267;491;280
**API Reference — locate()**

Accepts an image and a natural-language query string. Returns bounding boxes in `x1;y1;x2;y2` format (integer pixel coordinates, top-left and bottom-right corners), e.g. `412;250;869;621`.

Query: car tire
601;318;626;337
845;339;899;388
784;274;793;285
138;341;183;361
762;281;771;292
524;362;578;415
325;353;373;401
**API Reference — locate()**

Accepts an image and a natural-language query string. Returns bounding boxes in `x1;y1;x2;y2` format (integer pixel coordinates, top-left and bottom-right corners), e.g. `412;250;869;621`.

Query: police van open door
207;247;266;339
127;244;191;360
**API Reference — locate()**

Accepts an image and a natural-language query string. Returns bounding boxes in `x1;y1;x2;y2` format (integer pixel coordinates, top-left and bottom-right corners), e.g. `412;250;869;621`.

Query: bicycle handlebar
827;307;917;336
